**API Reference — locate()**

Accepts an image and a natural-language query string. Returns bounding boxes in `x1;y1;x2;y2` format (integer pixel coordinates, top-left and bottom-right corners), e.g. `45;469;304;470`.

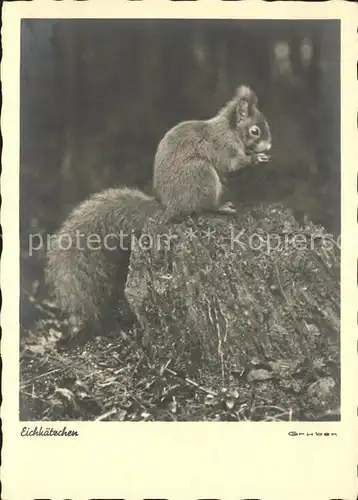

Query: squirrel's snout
252;140;271;153
248;140;272;154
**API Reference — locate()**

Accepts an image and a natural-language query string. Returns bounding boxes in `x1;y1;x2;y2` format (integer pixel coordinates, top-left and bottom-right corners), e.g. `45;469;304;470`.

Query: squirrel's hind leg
217;201;237;214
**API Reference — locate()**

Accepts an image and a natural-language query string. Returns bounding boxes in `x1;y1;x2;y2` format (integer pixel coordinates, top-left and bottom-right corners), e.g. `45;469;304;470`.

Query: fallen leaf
247;369;273;382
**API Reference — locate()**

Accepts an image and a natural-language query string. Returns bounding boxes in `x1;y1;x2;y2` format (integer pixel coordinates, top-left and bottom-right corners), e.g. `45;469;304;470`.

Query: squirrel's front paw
252;152;270;165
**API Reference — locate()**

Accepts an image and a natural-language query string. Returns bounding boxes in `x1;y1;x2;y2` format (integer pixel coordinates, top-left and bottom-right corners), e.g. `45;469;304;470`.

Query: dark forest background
20;19;340;296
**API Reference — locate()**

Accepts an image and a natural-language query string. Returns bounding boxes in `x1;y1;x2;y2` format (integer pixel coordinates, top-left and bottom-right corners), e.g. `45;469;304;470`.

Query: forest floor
20;203;340;422
20;326;340;422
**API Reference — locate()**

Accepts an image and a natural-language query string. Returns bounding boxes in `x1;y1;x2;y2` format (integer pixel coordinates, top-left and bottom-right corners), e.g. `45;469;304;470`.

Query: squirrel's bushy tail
45;187;163;327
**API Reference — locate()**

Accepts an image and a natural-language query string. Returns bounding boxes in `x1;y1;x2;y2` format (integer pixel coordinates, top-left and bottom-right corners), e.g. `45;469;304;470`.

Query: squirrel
46;85;271;332
153;85;271;216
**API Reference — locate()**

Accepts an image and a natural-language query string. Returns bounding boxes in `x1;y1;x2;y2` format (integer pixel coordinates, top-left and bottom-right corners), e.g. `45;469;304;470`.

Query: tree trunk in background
58;23;87;211
162;25;193;122
313;23;340;232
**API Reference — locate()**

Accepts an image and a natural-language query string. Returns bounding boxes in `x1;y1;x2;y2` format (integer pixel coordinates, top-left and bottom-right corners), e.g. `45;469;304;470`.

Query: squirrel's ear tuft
235;85;258;123
236;85;258;105
227;85;258;129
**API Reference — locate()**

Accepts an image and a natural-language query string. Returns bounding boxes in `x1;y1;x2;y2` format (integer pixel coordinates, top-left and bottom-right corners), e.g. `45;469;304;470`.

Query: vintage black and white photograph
19;18;341;422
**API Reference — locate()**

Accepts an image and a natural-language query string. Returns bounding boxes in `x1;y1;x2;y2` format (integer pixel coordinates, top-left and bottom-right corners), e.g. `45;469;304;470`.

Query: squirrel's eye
249;125;261;138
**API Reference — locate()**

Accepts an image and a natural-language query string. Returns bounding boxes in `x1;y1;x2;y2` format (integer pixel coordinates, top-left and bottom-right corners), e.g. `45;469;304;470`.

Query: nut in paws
254;152;270;164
